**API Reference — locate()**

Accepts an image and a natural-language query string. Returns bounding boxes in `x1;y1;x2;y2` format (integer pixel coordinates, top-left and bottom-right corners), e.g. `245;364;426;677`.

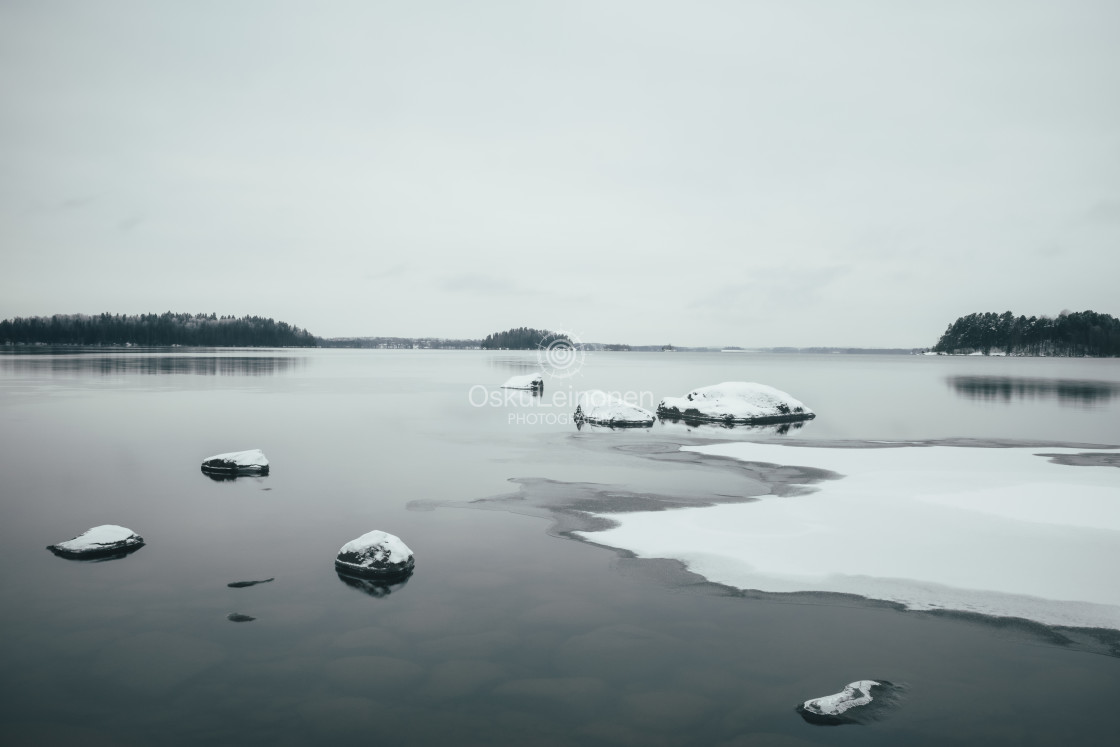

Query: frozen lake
0;348;1118;745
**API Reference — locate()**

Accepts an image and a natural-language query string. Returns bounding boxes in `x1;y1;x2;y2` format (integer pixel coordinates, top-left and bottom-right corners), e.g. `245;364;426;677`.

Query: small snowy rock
501;373;544;391
797;680;896;725
574;390;656;427
47;525;145;560
657;382;815;424
200;449;270;476
335;530;415;579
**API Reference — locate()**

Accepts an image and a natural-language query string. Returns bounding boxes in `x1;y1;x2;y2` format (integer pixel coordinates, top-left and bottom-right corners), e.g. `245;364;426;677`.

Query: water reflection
201;471;272;483
947;375;1120;407
656;417;807;436
0;355;306;377
335;570;412;598
575;421;654;432
46;544;144;562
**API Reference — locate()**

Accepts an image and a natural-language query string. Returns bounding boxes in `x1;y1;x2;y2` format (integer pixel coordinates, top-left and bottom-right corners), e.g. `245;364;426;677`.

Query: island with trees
0;312;318;347
931;310;1120;356
480;327;572;350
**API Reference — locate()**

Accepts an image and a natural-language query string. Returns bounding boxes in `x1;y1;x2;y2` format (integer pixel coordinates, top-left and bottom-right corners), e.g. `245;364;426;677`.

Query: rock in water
501;373;544;392
657;382;815;425
797;680;897;725
47;525;145;560
574;390;656;427
227;578;274;588
200;449;270;476
335;530;415;579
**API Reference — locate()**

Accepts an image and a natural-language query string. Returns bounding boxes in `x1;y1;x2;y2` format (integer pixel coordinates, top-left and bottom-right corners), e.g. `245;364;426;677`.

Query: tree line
0;313;318;347
319;336;482;349
480;327;572;350
931;310;1120;356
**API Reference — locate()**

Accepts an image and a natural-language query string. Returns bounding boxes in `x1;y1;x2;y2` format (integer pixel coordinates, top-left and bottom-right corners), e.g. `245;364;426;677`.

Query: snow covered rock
574;390;656;427
47;524;145;560
656;382;815;424
335;530;415;579
200;449;270;476
797;680;897;725
501;373;544;391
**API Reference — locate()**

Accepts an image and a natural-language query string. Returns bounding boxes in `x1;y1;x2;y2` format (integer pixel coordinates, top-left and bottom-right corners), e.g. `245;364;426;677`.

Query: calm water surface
1;349;1118;745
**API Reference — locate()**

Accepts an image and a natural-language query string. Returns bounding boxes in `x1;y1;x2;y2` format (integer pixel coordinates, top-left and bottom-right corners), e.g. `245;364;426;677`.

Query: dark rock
200;449;270;477
227;578;274;588
796;680;900;725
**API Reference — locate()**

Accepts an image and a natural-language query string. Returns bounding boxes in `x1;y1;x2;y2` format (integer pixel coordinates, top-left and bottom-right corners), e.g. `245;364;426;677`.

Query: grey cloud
1085;201;1120;225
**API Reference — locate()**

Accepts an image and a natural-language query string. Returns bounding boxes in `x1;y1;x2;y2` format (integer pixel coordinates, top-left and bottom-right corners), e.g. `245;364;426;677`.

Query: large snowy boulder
656;382;815;424
574;390;656;427
200;449;270;476
501;373;544;391
47;525;145;560
797;680;896;725
335;530;415;579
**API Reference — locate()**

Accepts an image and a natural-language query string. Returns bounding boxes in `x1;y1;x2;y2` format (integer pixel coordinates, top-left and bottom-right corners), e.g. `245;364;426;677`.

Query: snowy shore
578;442;1120;630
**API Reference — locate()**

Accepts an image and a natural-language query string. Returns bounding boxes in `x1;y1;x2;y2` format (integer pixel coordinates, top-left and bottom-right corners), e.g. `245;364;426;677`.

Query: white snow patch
501;372;543;390
578;443;1120;629
338;530;414;564
202;449;269;468
657;382;813;422
575;391;656;426
803;680;879;716
55;524;140;552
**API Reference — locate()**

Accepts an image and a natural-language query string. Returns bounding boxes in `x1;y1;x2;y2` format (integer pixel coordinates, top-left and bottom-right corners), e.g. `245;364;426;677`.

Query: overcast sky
2;1;1118;347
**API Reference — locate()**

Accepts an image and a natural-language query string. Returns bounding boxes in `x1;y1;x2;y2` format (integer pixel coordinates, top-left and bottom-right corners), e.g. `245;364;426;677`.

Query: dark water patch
947;375;1120;407
411;475;774;542
579;435;844;496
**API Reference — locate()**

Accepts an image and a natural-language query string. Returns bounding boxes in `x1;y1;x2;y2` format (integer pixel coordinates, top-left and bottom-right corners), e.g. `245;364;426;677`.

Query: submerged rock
501;373;544;392
335;530;415;579
657;382;815;425
227;578;274;588
797;679;898;725
201;449;270;476
47;525;145;560
574;390;656;427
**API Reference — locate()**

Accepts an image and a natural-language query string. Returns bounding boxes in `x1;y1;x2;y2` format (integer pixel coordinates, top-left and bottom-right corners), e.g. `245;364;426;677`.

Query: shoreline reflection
0;355;306;377
947;375;1120;407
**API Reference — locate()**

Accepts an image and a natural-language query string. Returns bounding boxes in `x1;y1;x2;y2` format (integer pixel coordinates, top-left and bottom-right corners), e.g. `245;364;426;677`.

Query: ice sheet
579;443;1120;629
